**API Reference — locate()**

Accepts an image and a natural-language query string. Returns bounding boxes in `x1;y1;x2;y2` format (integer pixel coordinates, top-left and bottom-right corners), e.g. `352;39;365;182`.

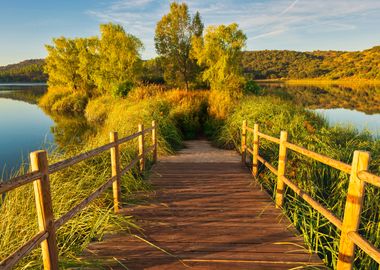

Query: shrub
39;87;71;109
113;80;134;97
51;92;88;114
244;80;260;94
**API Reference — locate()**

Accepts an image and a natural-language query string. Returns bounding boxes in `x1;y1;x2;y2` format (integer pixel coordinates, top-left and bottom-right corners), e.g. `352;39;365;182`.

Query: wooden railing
0;121;158;270
241;120;380;270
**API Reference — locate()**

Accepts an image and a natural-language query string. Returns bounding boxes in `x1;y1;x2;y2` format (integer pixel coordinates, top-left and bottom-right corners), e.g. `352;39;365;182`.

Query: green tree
154;3;203;90
94;23;143;96
192;23;247;94
45;37;81;91
75;37;99;96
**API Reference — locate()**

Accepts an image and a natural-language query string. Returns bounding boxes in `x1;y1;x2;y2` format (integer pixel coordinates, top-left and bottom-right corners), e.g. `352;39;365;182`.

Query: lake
258;82;380;136
0;84;54;179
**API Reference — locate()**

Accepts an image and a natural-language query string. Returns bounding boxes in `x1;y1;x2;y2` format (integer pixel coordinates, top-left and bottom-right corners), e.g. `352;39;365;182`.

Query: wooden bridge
1;120;380;269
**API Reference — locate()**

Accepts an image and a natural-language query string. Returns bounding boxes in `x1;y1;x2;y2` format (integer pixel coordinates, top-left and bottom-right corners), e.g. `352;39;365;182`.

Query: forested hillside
2;46;380;83
242;46;380;80
0;59;47;82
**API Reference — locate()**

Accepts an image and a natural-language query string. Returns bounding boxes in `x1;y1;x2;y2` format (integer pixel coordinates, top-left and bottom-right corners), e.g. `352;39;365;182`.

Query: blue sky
1;0;380;65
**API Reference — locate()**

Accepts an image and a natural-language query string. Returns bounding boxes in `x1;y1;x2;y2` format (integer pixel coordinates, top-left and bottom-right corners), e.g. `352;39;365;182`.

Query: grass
209;95;380;269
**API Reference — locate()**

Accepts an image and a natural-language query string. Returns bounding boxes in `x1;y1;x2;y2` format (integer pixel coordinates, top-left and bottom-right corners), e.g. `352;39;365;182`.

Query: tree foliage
95;23;143;95
155;3;203;90
192;23;247;94
44;23;143;97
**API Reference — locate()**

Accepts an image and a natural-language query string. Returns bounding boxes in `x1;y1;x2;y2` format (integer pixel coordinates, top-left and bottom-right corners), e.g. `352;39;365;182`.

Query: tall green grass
210;95;380;269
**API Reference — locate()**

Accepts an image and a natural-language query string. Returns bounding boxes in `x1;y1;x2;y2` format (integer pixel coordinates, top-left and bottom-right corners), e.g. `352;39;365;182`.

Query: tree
94;23;143;96
155;3;203;90
192;23;247;94
192;23;247;119
45;37;81;91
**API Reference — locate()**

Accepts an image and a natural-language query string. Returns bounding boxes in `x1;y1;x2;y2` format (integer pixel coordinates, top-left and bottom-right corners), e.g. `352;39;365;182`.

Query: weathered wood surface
84;140;325;269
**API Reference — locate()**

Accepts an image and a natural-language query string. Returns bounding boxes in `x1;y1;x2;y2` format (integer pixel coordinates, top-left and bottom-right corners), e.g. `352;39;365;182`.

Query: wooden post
276;131;288;208
110;132;121;213
152;120;158;163
241;120;247;164
30;150;59;270
138;124;145;172
252;124;259;177
337;151;370;270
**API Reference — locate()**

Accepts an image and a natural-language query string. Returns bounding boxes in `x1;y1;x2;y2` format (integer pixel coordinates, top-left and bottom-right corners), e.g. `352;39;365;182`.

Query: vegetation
0;59;46;83
155;3;204;90
242;46;380;80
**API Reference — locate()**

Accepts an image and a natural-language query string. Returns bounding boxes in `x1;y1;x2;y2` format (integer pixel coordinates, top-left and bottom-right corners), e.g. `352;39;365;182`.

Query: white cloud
87;0;380;57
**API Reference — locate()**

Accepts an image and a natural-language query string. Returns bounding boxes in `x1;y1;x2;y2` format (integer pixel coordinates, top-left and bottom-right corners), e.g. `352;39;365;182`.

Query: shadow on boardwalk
84;140;326;269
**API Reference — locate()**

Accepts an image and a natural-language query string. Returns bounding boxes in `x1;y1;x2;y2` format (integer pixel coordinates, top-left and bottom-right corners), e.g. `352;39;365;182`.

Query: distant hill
2;46;380;83
0;59;47;83
242;46;380;80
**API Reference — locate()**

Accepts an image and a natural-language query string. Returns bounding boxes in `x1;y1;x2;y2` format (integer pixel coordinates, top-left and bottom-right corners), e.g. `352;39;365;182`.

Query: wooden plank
241;120;247;164
348;231;380;264
48;141;116;174
152;120;158;162
138;124;145;172
252;124;259;177
257;131;280;144
30;150;59;270
357;170;380;188
110;131;121;212
285;141;352;174
276;131;288;208
0;171;43;194
337;151;370;269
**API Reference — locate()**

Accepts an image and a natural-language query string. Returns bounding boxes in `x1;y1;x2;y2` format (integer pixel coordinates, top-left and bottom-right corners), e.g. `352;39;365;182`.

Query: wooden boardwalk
85;140;325;269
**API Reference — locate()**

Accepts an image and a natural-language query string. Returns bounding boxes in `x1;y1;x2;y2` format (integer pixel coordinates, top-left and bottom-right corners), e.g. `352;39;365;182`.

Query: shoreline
255;79;380;85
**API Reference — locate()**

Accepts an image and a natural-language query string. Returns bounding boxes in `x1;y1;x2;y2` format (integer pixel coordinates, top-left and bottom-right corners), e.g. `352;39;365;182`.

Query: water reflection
258;82;380;135
258;83;380;114
0;84;90;180
0;93;54;178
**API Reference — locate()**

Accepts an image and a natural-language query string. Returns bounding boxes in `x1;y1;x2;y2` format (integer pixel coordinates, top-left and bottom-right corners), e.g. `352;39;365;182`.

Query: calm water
0;84;54;179
258;83;380;136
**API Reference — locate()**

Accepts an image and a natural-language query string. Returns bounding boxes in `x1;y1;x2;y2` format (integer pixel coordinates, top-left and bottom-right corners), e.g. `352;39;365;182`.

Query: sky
1;0;380;66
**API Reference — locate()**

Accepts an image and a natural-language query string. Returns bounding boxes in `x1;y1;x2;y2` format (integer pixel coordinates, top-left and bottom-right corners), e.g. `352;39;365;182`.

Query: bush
40;87;88;114
244;80;260;94
51;92;88;114
113;80;134;97
39;87;71;109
